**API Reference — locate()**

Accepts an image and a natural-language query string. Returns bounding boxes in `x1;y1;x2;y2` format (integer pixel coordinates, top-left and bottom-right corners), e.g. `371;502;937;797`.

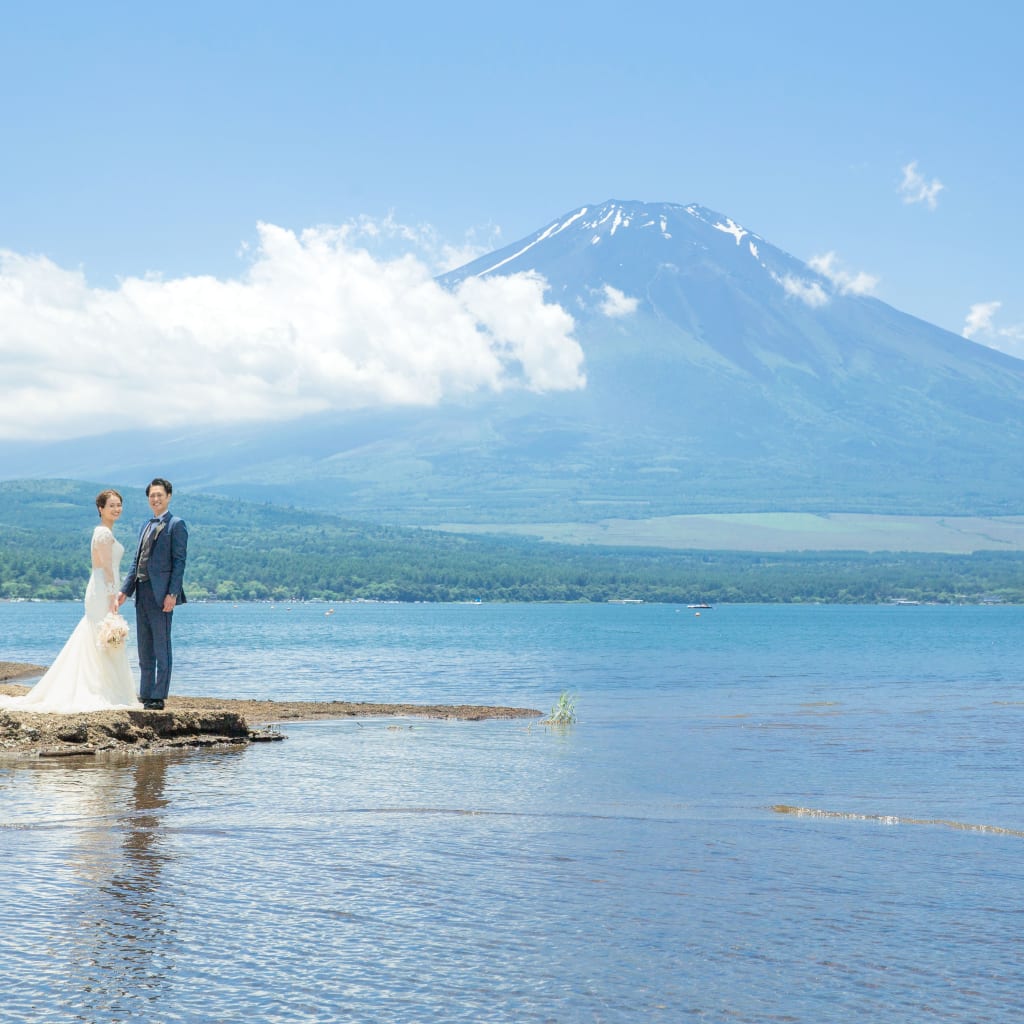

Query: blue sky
2;0;1022;439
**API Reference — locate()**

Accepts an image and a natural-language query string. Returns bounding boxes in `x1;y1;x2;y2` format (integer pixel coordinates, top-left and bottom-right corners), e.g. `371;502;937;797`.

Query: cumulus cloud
808;252;879;296
598;284;640;318
0;221;585;441
899;161;945;210
777;274;830;308
962;300;1024;358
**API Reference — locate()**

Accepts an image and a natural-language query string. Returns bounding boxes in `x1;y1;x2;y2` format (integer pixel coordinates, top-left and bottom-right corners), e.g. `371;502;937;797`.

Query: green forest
1;479;1022;604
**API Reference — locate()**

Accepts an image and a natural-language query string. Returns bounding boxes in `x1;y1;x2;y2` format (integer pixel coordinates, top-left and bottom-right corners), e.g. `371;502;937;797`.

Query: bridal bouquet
97;613;130;652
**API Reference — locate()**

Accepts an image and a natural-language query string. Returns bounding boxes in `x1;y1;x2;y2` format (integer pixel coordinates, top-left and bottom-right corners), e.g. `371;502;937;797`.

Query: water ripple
4;603;1024;1022
772;804;1024;837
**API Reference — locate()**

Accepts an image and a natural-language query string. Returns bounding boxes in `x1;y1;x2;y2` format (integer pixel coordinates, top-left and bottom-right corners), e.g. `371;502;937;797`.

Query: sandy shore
0;665;542;760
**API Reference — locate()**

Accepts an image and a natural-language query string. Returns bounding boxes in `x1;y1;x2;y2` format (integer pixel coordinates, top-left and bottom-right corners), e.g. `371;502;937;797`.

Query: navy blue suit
121;513;188;701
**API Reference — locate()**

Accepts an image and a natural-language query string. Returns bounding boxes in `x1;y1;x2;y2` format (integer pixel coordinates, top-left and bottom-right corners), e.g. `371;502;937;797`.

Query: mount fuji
5;199;1024;523
434;201;1024;514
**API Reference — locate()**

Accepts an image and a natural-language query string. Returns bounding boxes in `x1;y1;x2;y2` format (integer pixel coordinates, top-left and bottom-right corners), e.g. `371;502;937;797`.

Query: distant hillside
1;480;1022;605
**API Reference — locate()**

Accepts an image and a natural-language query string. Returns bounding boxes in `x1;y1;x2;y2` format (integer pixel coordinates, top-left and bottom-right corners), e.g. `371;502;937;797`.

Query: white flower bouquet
97;613;130;652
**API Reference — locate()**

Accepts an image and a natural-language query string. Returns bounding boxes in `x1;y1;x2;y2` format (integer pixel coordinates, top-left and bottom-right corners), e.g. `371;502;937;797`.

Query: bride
0;489;142;713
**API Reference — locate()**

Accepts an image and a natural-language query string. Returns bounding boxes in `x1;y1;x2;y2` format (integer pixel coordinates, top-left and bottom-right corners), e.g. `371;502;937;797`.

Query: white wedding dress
0;526;142;713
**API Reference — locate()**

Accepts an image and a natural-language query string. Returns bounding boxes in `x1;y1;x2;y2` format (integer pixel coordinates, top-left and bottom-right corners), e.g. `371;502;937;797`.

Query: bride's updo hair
95;489;123;515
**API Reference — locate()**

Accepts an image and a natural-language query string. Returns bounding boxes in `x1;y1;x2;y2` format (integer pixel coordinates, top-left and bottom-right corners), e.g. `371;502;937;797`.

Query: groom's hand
116;593;126;608
163;595;177;613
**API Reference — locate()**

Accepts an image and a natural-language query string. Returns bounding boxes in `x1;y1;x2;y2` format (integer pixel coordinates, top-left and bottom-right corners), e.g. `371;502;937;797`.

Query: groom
118;478;188;710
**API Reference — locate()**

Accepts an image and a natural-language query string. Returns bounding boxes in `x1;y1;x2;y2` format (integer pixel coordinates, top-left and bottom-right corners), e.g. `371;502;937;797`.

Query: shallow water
2;602;1023;1022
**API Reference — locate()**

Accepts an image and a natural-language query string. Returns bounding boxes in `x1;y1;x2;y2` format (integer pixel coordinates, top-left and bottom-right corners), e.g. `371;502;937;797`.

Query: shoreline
0;665;543;760
0;661;48;682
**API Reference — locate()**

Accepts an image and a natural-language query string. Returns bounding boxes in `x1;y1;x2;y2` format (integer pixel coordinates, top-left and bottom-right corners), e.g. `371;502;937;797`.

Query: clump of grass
544;691;577;726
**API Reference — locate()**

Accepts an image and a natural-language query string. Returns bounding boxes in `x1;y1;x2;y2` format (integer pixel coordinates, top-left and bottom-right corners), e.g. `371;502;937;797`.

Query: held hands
113;592;175;611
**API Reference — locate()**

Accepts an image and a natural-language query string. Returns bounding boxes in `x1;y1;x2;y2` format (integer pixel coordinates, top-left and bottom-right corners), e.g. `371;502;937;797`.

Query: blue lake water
2;601;1024;1022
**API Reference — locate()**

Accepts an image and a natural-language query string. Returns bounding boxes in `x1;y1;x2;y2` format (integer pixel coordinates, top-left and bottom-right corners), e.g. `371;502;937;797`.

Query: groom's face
148;485;170;519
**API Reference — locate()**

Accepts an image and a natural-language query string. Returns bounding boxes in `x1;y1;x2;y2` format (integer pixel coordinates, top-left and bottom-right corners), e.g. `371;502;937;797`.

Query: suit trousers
135;579;174;700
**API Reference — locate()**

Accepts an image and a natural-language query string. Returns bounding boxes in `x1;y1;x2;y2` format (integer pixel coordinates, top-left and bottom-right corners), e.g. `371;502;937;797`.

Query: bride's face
100;495;123;527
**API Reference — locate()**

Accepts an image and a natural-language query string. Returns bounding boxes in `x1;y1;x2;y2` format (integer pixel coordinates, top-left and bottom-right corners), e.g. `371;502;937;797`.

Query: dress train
0;527;141;714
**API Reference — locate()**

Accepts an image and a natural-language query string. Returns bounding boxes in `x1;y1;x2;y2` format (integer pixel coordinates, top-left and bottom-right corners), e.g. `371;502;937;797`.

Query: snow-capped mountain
439;199;1024;516
444;200;814;307
4;199;1024;523
445;199;1010;391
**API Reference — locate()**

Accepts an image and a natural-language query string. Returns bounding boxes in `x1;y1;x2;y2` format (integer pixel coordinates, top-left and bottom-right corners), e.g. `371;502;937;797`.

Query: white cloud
0;221;584;441
962;300;1024;358
598;284;640;318
808;252;879;296
777;274;830;308
775;252;877;308
899;161;945;210
348;213;503;273
455;272;585;392
962;300;1001;339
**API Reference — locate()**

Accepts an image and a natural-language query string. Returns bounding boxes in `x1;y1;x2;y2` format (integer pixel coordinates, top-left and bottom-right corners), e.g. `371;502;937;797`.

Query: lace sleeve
91;527;117;595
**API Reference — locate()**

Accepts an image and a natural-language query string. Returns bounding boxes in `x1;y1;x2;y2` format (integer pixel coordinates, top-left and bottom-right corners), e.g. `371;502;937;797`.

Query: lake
2;601;1023;1022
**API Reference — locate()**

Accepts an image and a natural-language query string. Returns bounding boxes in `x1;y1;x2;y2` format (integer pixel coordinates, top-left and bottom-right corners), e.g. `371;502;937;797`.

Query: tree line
0;479;1021;604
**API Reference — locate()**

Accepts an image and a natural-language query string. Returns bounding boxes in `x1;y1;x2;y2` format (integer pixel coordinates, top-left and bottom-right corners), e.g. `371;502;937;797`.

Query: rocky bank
0;664;542;760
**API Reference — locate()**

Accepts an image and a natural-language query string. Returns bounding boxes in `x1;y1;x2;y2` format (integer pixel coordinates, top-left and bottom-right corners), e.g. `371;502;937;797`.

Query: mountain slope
3;200;1024;521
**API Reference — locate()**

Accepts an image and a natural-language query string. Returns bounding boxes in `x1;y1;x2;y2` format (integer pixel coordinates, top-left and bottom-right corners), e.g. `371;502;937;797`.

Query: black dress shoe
142;699;165;710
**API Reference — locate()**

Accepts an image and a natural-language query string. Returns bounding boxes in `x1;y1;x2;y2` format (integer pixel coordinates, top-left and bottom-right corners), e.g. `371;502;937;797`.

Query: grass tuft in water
543;691;577;726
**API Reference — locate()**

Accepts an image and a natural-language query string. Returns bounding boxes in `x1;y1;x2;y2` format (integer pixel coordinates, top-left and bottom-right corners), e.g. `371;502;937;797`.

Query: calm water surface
2;602;1023;1022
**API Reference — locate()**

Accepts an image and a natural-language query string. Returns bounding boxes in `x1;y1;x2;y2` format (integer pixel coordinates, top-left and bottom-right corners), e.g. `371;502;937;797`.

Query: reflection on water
2;754;188;1021
3;716;1024;1024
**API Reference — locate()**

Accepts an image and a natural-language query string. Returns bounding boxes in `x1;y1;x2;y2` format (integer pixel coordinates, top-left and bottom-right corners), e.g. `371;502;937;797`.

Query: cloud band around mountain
0;222;585;441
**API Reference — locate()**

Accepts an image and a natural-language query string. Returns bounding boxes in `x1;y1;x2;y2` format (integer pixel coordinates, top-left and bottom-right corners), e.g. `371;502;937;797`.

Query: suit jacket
122;514;189;606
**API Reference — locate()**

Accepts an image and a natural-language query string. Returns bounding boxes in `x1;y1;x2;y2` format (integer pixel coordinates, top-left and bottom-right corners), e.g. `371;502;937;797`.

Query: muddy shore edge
0;662;543;760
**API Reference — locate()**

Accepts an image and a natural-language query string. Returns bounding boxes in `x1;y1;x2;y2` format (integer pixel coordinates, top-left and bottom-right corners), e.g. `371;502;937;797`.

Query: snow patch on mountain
576;202;676;241
713;218;748;246
477;207;590;275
